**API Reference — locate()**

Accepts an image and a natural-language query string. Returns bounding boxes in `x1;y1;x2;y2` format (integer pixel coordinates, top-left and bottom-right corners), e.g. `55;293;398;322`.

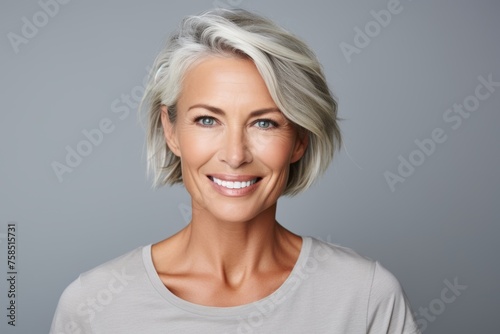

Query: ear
290;130;309;163
160;105;181;157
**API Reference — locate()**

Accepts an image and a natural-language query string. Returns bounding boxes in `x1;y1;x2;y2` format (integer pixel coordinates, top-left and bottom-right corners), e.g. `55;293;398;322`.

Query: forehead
177;56;277;111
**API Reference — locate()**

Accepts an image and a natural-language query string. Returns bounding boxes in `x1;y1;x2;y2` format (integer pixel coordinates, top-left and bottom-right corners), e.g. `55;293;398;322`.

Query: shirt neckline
142;235;312;317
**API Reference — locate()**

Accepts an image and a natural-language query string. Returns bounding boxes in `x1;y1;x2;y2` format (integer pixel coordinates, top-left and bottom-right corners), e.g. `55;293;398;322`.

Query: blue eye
255;120;276;129
196;116;216;126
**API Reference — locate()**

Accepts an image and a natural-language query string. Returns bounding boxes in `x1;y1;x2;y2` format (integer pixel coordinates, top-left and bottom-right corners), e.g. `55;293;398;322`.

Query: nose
217;127;253;169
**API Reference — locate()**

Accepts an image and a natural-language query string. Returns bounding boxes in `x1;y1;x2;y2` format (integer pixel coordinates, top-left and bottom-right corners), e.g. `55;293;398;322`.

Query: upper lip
208;174;261;182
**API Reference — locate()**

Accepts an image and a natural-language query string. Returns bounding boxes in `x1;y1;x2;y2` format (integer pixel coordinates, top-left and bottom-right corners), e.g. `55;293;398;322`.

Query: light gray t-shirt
50;237;420;333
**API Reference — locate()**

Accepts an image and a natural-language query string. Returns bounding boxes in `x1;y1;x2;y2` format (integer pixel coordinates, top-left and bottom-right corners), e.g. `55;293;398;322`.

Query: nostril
218;147;252;168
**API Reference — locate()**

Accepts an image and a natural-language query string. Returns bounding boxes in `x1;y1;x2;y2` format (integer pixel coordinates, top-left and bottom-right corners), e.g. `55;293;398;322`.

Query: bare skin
151;56;307;307
152;216;302;306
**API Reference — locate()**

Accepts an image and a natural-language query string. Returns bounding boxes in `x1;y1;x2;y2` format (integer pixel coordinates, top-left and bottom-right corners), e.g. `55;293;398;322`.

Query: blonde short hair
141;8;341;195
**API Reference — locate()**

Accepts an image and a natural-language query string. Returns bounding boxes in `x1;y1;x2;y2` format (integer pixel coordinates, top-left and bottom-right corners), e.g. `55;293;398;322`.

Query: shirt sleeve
366;262;421;334
49;277;94;334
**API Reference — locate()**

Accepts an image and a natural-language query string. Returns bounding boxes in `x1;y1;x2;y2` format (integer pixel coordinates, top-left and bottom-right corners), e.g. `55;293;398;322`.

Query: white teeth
211;177;257;189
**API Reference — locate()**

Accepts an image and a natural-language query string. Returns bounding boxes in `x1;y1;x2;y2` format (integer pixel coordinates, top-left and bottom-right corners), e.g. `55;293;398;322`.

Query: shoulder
50;246;146;333
306;237;376;277
306;237;407;295
293;237;378;304
77;246;144;289
301;237;420;333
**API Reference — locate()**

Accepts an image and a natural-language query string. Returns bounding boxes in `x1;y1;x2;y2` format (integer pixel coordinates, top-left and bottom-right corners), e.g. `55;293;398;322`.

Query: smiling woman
161;56;307;226
50;8;420;333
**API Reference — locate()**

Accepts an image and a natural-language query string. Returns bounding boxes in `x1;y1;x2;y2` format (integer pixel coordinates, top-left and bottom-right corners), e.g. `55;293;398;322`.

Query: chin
203;201;273;224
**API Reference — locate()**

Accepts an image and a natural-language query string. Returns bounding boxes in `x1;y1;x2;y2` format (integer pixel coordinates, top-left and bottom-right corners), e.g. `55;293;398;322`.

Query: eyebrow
187;104;281;117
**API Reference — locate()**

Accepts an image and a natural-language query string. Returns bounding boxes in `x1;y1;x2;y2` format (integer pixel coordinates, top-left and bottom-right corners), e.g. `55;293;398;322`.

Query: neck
176;203;300;288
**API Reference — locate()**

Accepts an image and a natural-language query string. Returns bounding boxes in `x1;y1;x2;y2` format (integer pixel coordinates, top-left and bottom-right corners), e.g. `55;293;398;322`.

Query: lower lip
208;177;260;197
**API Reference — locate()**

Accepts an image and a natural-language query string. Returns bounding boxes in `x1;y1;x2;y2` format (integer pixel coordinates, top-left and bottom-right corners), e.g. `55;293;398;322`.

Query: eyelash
254;119;278;129
194;115;217;127
193;116;279;129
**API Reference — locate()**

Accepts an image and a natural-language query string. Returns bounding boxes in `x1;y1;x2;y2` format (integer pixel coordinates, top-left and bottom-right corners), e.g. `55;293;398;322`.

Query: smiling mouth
208;176;261;189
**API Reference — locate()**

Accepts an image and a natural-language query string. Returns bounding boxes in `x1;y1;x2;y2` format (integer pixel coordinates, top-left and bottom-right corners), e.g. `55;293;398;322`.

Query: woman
51;9;420;333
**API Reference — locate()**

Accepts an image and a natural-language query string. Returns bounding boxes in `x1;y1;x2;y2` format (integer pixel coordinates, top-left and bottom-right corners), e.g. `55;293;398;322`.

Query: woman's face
161;56;307;223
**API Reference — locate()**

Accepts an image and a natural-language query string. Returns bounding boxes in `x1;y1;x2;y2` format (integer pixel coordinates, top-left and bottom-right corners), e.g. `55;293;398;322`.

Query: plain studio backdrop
1;0;499;333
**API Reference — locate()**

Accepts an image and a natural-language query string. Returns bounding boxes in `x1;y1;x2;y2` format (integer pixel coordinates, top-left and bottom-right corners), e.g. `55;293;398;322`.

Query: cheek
176;128;217;161
251;133;297;170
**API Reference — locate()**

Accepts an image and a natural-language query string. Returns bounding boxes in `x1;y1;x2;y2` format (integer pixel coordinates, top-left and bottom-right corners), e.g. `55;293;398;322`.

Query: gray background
1;0;498;333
